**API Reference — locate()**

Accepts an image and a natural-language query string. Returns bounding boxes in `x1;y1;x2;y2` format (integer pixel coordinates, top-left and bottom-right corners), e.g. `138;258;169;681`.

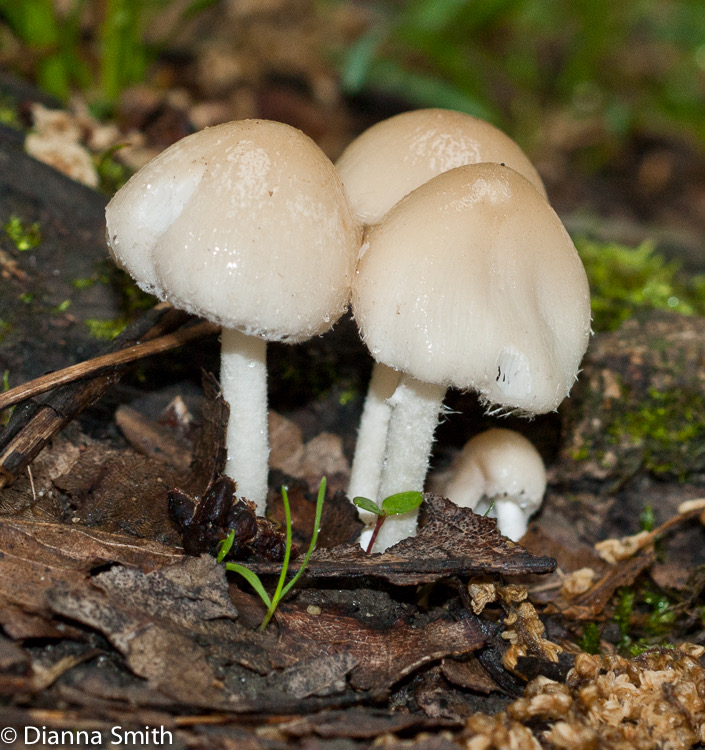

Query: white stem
347;363;400;518
220;328;269;514
372;374;446;552
494;497;528;541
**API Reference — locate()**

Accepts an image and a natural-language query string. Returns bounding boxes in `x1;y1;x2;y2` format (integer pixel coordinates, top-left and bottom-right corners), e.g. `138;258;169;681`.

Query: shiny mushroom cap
336;108;547;225
106;119;361;343
352;162;591;415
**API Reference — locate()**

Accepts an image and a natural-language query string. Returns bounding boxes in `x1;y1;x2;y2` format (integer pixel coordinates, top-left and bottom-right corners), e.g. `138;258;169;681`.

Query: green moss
0;319;10;343
3;215;42;251
577;622;602;654
638;504;655;533
576;238;705;332
0;94;22;130
614;587;636;652
72;277;97;290
94;144;131;195
612;583;680;655
52;299;71;314
571;446;590;462
85;317;128;340
606;388;705;476
338;387;358;406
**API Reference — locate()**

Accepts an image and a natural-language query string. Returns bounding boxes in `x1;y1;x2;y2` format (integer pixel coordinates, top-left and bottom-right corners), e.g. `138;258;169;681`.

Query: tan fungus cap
352;163;591;414
106;119;361;343
336;108;547;224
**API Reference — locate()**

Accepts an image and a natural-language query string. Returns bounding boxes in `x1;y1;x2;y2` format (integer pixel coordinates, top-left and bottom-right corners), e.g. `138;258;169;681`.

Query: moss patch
560;314;705;483
576;238;705;332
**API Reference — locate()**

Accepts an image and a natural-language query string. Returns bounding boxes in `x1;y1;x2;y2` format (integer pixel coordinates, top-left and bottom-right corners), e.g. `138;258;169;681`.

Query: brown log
0;305;211;489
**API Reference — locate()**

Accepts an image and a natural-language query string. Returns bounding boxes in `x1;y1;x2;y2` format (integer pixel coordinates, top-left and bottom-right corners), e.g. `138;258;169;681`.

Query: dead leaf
0;517;181;636
115;404;192;469
46;556;251;708
275;598;484;696
441;656;501;695
53;445;182;543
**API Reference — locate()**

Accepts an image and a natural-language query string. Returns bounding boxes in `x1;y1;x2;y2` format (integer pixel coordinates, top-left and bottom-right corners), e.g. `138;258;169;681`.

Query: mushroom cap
352;163;591;414
336;108;547;225
444;428;546;513
106;119;361;343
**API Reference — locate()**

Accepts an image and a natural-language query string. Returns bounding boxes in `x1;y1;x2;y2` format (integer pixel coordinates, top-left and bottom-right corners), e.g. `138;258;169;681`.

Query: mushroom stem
220;328;269;513
494;497;529;542
372;374;446;552
347;362;400;515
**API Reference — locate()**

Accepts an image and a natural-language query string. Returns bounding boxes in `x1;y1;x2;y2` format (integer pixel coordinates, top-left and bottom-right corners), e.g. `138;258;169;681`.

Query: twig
0;320;218;412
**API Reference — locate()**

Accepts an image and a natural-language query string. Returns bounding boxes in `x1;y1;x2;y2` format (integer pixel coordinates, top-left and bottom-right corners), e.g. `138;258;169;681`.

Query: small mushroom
106;119;361;513
442;428;547;541
352;163;591;551
338;109;547;505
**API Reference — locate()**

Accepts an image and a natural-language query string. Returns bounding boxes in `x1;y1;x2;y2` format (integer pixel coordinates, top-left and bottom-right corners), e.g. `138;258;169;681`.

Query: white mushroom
352;163;591;551
443;428;547;541
337;109;547;505
106;119;361;513
336;108;547;226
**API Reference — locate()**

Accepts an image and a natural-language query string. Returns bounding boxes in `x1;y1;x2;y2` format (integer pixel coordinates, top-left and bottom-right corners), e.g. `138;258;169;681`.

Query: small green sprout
354;491;424;553
218;477;327;630
3;215;42;251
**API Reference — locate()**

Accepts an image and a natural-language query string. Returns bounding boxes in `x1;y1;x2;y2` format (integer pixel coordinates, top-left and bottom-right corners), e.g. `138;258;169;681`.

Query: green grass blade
224;563;271;608
259;485;293;629
280;476;326;598
216;529;236;563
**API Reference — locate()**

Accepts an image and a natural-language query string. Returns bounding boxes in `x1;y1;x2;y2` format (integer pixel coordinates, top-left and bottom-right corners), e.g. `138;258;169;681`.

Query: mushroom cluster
337;109;591;550
337;109;550;507
105;109;590;552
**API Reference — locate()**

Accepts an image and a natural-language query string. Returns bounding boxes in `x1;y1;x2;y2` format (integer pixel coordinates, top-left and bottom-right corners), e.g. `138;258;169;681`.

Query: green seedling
353;491;424;553
217;477;326;630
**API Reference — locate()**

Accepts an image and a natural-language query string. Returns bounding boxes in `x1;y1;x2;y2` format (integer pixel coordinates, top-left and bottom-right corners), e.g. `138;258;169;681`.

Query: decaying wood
0;304;193;489
247;496;557;586
0;319;218;412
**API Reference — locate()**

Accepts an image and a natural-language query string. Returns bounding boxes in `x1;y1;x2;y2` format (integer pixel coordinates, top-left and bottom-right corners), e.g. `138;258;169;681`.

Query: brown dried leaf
46;556;254;708
0;518;181;637
53;445;182;543
274;599;484;695
441;656;502;695
115;404;192;469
